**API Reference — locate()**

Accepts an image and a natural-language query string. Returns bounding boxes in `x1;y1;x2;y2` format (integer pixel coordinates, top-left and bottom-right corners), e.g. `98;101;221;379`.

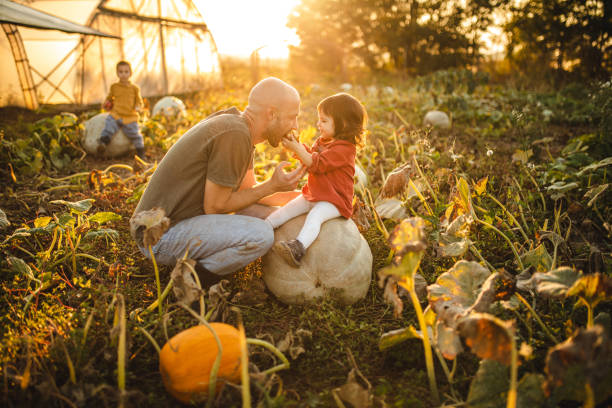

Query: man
131;77;304;277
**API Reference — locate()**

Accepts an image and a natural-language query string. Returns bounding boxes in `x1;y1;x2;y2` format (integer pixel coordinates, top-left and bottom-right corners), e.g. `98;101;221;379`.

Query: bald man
131;77;304;277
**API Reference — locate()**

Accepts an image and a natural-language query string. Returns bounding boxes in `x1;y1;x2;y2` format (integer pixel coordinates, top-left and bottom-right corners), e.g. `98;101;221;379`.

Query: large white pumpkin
423;110;451;129
262;215;372;305
82;113;133;157
152;96;186;118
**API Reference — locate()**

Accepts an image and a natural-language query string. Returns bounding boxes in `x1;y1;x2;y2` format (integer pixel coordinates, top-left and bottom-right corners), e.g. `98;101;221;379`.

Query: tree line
287;0;611;84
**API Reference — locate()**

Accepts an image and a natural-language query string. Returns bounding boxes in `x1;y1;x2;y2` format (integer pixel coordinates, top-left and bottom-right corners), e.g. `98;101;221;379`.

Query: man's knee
252;219;274;253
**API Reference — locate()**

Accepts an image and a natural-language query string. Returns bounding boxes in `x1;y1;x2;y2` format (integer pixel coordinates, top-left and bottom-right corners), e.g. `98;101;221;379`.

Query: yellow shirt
106;81;142;124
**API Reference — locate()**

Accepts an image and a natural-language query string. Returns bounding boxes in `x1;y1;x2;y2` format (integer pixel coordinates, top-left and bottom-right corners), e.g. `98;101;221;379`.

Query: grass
0;61;611;407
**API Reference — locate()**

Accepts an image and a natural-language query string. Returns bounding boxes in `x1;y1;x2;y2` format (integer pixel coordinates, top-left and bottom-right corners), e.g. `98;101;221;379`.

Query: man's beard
264;120;288;147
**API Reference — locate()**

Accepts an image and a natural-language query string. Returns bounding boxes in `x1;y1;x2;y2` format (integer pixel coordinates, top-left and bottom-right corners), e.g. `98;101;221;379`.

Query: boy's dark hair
116;60;132;72
317;93;367;145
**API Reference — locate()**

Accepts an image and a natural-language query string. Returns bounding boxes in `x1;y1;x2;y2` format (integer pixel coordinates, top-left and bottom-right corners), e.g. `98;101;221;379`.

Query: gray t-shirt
133;107;253;228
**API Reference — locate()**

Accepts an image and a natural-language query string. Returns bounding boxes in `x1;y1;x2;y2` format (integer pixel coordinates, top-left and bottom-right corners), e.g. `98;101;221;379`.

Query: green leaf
49;138;65;169
7;256;36;280
2;231;31;244
566;273;612;308
576;156;612;176
546;181;579;193
50;199;95;214
436;320;463;359
388;217;427;256
34;216;52;228
83;228;119;242
467;359;507;408
545;325;612;404
88;211;122;225
0;209;9;229
517;374;546;408
521;244;552;273
584;184;609;207
379;326;420;350
533;267;581;298
428;260;491;313
457;177;473;216
438;238;470;257
57;214;76;227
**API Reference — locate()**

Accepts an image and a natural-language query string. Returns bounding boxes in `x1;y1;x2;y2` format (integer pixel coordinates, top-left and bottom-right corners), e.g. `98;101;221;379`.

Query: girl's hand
281;134;301;152
281;134;313;167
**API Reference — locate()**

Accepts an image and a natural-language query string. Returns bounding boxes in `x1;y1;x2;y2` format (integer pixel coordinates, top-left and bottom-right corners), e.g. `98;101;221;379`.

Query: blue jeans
139;213;274;276
100;115;144;149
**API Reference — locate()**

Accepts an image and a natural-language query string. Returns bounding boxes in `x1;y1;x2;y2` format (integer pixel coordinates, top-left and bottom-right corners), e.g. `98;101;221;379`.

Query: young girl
266;93;367;267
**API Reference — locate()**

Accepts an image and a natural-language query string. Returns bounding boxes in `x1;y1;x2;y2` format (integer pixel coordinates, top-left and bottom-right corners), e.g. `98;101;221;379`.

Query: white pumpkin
262;215;372;305
423;110;451;129
82;113;133;157
152;96;186;118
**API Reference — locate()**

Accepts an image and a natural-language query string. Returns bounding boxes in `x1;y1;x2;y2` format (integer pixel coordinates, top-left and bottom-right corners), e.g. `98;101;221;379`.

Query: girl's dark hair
116;60;132;72
317;93;367;145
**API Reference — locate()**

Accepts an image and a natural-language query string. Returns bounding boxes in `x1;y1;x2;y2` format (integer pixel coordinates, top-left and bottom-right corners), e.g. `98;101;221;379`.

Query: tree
287;0;506;76
506;0;611;83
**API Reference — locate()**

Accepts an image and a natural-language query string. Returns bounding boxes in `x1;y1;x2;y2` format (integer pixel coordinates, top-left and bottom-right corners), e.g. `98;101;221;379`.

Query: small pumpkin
159;323;243;404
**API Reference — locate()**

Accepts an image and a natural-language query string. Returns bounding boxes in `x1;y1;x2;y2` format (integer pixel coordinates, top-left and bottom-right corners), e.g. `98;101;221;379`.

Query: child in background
266;93;367;267
98;60;145;159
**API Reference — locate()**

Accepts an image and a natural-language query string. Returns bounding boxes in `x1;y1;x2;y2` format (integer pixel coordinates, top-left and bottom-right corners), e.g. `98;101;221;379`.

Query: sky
195;0;301;59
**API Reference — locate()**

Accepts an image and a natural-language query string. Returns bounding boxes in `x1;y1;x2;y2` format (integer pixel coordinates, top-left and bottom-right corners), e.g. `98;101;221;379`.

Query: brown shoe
273;239;305;267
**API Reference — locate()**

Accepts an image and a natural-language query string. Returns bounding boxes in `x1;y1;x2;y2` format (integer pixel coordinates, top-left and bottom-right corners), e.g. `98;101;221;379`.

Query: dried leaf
129;207;170;248
334;369;370;408
351;196;371;232
276;329;312;360
458;313;513;366
208;279;231;322
170;258;201;305
374;197;406;220
380;276;403;318
380;163;411;198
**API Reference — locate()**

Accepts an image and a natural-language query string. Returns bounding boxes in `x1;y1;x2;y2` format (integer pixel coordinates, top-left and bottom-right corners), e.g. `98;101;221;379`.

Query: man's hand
270;161;306;192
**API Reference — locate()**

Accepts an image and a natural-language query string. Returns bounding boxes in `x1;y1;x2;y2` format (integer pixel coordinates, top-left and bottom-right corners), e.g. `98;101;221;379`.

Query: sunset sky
196;0;301;59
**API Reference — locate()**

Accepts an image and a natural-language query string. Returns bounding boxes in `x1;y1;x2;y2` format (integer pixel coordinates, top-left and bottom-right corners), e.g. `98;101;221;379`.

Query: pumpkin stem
245;338;290;375
179;304;223;407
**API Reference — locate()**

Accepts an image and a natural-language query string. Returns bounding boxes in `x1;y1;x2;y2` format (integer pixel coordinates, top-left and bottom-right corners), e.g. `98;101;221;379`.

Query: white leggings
265;195;341;249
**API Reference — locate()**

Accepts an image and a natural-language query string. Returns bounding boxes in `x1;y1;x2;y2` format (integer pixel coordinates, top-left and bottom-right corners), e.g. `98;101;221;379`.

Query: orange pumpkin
159;323;243;404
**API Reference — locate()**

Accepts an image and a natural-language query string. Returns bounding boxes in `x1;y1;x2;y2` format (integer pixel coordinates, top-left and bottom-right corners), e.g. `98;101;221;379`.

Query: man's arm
204;162;305;214
238;168;301;206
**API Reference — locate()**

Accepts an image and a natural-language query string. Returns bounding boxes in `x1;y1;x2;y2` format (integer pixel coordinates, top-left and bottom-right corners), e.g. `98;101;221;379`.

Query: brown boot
273;239;306;267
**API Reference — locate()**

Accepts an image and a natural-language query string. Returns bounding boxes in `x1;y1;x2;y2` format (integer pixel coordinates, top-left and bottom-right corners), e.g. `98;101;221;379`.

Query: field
1;62;611;407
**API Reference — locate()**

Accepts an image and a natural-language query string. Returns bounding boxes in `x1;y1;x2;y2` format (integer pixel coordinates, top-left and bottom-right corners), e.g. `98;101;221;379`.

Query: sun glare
195;0;300;59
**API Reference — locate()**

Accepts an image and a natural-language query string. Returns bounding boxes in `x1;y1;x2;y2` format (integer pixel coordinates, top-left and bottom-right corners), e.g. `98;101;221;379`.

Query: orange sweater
301;138;356;218
106;81;142;124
